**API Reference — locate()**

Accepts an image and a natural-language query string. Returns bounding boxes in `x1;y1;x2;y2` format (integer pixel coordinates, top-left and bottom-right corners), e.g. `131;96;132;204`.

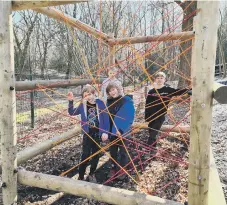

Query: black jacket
145;85;190;122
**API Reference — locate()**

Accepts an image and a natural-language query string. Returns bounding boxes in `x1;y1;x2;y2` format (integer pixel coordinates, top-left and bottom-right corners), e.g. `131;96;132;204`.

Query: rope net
15;1;196;203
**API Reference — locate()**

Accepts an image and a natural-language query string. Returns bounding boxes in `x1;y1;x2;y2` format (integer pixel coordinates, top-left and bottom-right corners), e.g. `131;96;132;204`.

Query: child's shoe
107;168;117;178
86;174;97;183
78;176;84;181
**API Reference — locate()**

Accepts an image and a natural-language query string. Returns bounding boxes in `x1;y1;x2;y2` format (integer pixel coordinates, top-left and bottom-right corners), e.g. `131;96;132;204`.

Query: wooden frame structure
0;1;226;205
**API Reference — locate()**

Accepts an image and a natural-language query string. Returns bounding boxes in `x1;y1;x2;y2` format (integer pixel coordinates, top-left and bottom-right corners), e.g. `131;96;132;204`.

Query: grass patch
16;102;68;123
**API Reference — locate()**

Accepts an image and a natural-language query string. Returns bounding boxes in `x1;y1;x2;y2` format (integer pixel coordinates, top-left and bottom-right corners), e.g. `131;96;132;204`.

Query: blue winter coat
107;96;135;137
68;99;109;136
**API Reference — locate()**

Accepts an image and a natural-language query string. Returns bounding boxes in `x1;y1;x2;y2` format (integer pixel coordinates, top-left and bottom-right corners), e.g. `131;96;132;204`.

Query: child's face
155;76;165;85
83;91;95;103
108;70;117;78
108;87;119;98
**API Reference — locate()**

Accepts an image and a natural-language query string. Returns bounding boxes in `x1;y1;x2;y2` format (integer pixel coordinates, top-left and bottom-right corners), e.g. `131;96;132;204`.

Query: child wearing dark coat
104;82;135;180
68;85;109;181
145;71;191;149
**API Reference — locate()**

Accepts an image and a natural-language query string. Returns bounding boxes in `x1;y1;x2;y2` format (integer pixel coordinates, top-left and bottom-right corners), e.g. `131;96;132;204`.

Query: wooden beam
12;1;85;11
213;82;227;104
0;1;17;204
208;149;226;205
108;31;194;46
18;169;183;205
15;78;105;91
0;127;80;174
31;155;109;205
132;123;190;133
33;7;112;44
17;126;81;165
188;2;219;205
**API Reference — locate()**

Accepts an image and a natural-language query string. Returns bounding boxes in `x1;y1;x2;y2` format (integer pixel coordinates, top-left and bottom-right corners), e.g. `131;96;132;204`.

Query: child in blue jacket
105;82;135;180
68;85;109;182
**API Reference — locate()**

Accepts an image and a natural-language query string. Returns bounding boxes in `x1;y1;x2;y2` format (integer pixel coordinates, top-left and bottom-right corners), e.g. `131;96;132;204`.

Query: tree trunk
176;1;197;88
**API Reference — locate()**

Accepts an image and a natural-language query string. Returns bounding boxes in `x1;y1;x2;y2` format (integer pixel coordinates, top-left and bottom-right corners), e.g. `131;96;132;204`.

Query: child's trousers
110;137;129;170
148;116;165;147
79;133;100;179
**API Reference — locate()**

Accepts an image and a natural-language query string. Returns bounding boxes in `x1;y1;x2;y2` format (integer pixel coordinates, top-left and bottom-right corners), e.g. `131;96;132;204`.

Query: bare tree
175;1;197;88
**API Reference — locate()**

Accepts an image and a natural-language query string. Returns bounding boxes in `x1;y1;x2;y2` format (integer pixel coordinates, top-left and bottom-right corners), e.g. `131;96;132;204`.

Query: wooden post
0;1;17;204
29;59;35;128
188;2;219;205
30;87;35;128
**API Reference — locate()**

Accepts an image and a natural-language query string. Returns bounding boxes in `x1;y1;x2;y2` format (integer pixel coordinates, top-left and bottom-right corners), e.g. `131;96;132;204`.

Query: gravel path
211;102;227;200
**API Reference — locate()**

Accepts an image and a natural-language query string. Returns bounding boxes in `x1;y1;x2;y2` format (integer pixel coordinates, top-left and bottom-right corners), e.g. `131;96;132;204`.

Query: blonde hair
154;71;166;79
81;84;96;97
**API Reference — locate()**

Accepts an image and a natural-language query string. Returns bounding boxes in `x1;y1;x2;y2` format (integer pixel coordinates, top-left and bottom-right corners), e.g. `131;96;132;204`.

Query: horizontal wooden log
12;1;85;11
0;127;81;173
31;155;109;205
33;7;112;43
15;78;104;91
18;169;183;205
108;31;194;46
208;149;226;205
17;126;81;165
132;123;190;133
213;82;227;104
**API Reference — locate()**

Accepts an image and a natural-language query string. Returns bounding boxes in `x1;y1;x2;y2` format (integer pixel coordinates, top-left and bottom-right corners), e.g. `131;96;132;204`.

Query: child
101;67;124;101
68;85;109;182
104;82;135;180
145;71;191;150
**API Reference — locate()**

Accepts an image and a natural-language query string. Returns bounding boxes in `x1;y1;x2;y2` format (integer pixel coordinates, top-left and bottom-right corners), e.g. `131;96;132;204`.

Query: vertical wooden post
188;2;219;205
0;1;17;204
30;87;35;128
29;56;35;128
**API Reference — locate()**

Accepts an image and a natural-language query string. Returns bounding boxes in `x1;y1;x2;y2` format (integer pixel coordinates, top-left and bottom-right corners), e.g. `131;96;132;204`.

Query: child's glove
101;133;108;142
68;92;73;101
